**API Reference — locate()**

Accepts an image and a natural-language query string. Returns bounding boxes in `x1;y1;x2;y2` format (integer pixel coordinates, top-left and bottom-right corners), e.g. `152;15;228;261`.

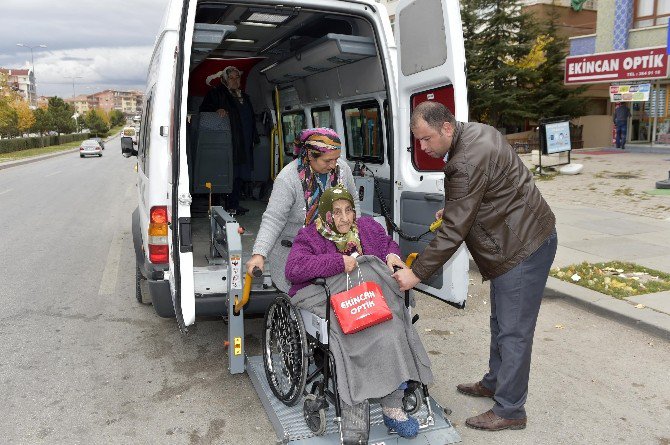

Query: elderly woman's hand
342;255;358;273
386;254;407;272
246;254;265;277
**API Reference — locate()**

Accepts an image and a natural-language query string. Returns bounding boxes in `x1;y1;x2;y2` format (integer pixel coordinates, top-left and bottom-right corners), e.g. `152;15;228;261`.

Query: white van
123;0;470;330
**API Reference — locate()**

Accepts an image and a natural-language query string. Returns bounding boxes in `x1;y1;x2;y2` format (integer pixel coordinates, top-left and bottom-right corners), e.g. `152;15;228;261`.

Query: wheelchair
261;271;435;444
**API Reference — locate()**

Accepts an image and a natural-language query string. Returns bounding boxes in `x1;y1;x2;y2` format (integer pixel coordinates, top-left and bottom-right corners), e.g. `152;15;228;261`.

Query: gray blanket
292;255;434;406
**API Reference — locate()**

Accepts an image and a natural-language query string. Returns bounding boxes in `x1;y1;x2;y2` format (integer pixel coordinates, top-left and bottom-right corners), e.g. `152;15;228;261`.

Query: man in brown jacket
393;101;557;431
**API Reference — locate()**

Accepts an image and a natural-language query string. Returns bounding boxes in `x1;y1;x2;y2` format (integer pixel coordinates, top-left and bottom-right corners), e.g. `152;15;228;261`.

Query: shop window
634;0;670;27
281;111;306;156
311;107;331;128
341;101;384;164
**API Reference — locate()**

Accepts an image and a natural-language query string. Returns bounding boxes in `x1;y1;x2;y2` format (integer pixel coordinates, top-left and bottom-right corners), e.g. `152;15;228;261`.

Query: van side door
393;0;469;307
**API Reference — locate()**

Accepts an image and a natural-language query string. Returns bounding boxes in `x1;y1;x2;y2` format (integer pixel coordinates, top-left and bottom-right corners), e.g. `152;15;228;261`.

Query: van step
247;355;462;444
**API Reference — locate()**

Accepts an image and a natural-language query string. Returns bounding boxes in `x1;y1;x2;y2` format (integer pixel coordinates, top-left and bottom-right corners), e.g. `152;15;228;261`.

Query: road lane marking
0;188;13;196
98;230;124;295
45;170;62;177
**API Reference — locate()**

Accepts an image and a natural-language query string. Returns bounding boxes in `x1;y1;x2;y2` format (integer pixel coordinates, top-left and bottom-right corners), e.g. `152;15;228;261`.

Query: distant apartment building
89;89;143;115
0;68;36;107
36;95;49;108
65;95;92;115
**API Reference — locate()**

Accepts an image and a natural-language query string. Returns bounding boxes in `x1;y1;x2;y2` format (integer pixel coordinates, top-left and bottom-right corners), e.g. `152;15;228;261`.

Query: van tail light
149;206;169;263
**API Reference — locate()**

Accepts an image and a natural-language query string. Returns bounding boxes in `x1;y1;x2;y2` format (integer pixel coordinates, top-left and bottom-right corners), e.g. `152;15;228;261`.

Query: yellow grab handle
429;218;443;232
234;272;254;314
405;253;418;267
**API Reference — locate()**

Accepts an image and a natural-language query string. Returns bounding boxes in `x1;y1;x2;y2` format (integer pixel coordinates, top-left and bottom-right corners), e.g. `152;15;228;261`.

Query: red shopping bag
331;279;392;334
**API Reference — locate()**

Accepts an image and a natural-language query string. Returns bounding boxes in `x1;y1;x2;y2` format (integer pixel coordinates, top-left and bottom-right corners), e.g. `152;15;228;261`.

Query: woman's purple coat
285;216;402;296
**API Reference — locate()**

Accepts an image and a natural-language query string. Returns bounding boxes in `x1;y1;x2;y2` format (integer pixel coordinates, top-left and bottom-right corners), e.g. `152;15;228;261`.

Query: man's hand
386;254;407;273
245;254;265;277
435;208;444;220
393;268;421;291
216;108;228;118
343;255;358;273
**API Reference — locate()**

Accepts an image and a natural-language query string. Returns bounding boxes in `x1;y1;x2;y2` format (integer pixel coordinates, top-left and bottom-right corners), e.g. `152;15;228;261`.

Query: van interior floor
191;197;267;267
246;356;462;444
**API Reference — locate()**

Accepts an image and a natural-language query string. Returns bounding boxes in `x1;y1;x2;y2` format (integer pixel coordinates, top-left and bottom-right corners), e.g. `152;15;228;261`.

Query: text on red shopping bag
331;281;392;334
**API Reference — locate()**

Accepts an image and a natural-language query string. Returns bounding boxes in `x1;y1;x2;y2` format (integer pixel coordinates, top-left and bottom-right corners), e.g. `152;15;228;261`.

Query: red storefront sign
564;47;668;84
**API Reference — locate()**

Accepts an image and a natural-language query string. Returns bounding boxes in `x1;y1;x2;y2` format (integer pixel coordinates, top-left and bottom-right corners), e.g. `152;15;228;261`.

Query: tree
14;100;35;134
47;97;76;135
31;108;52;146
108;109;125;127
84;109;110;137
526;8;589;120
0;71;20;137
462;0;541;129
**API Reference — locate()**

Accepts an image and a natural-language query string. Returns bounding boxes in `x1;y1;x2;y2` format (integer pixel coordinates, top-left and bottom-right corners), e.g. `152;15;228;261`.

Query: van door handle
179;217;192;253
424;193;444;202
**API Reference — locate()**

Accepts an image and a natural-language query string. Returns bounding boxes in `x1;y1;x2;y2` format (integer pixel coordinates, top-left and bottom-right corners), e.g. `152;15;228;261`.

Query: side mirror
121;136;137;158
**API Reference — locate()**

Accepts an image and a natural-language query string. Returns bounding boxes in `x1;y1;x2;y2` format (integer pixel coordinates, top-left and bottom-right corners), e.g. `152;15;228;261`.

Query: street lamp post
64;76;84;99
16;43;47;106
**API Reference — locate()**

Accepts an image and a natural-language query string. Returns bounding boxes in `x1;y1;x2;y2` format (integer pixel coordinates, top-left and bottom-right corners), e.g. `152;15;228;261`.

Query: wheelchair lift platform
247;355;462;445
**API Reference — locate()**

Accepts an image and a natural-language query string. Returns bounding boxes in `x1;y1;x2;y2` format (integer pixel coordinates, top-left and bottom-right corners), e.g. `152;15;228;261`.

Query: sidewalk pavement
545;203;670;340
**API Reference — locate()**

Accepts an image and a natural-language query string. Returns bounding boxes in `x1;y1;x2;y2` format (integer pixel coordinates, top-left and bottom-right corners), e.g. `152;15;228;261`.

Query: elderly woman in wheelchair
262;185;434;443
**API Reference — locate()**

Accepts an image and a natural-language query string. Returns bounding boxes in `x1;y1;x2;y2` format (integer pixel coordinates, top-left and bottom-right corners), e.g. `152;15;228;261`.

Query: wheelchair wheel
303;393;327;435
262;295;308;406
402;387;423;415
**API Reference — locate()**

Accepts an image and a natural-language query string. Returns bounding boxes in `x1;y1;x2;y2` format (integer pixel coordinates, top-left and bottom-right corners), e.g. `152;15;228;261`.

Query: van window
311;107;331;128
342;101;384;164
138;91;154;174
398;0;448;76
281;111;306;155
411;86;455;171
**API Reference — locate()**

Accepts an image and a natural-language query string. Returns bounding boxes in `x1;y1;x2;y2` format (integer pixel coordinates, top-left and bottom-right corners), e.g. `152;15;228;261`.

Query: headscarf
294;128;342;224
315;185;363;254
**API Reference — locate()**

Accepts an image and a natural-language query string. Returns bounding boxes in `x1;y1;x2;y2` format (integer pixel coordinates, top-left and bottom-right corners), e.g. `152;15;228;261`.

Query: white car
79;139;103;158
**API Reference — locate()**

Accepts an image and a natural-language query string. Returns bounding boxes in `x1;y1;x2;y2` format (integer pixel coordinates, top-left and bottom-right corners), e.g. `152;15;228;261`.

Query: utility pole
16;43;47;106
64;76;84;99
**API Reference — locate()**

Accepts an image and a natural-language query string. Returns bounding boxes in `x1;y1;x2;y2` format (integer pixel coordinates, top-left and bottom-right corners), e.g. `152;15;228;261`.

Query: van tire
136;264;152;305
80;154;84;158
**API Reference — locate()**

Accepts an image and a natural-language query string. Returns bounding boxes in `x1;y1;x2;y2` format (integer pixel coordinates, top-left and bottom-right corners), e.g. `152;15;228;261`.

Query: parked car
79;139;103;158
93;137;105;150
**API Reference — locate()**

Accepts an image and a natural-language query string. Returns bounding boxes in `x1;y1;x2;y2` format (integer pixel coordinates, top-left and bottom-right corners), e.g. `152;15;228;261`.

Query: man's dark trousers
615;123;627;149
481;230;557;419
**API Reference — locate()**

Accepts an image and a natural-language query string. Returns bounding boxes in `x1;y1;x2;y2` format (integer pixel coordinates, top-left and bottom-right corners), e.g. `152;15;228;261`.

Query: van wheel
80;154;84;158
136;264;151;305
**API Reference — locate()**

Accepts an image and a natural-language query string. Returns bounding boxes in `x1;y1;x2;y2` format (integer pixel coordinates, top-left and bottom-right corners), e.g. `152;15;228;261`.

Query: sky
0;0;168;98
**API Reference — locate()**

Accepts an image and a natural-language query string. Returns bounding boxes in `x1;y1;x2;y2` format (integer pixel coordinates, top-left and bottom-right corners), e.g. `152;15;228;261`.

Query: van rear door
168;0;197;330
393;0;469;307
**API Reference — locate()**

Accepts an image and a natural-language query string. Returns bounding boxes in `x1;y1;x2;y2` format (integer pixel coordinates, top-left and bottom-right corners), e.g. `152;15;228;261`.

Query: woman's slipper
382;414;419;438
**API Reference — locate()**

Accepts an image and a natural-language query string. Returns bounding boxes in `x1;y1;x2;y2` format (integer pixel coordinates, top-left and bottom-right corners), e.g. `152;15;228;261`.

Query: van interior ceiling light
260;62;279;73
240;8;296;25
226;38;257;43
239;21;276;28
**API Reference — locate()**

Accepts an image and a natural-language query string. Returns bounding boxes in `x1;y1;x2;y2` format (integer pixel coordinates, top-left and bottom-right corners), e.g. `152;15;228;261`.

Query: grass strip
550;261;670;299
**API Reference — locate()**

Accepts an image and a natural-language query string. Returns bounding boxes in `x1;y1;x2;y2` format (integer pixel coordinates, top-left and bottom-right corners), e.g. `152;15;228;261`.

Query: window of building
634;0;670;27
281;111;306;156
311;107;331;128
341;101;384;164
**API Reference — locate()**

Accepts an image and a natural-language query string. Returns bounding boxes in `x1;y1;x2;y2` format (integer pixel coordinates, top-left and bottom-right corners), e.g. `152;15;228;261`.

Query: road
0;138;669;444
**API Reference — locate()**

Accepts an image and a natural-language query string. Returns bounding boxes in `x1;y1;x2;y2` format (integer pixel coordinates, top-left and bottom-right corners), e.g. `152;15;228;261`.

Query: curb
543;276;670;341
0;133;119;171
0;147;81;171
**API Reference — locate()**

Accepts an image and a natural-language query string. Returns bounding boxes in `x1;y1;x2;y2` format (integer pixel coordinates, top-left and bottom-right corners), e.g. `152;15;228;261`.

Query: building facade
568;0;670;145
0;68;37;107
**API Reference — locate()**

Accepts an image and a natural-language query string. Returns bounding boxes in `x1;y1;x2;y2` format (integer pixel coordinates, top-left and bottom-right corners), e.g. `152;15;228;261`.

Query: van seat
192;112;233;194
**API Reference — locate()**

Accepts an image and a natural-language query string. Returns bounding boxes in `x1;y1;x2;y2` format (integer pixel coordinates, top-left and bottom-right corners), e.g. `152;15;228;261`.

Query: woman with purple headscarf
246;128;359;293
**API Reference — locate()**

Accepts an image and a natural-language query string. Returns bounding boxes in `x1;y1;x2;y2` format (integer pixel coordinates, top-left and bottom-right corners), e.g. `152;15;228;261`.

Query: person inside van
245;128;359;293
199;65;259;215
285;185;432;439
